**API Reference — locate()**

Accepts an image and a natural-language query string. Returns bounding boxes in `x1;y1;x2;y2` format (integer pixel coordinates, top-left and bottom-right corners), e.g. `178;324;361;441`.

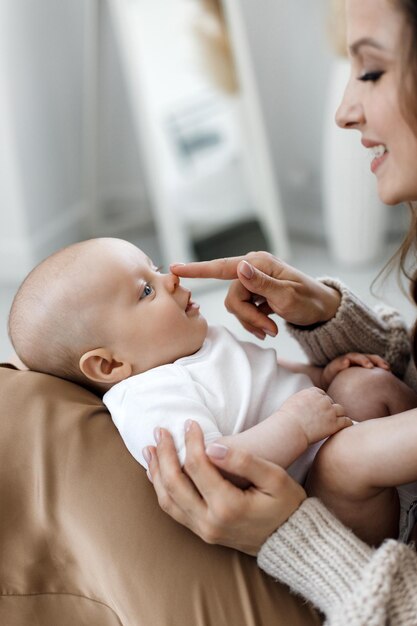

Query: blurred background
1;0;414;362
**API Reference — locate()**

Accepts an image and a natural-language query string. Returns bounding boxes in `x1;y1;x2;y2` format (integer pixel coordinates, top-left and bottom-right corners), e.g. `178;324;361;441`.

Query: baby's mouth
185;293;200;313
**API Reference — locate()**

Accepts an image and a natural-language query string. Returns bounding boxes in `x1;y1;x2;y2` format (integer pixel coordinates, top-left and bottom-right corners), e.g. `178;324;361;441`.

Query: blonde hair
192;0;238;93
327;0;347;57
379;1;417;363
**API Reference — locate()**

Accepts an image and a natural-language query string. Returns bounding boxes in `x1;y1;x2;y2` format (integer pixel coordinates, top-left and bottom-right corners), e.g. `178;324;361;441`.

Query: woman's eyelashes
358;70;384;82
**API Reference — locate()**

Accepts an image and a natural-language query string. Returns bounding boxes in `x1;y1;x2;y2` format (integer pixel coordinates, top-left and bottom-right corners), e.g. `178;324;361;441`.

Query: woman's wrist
320;284;342;323
291;283;341;331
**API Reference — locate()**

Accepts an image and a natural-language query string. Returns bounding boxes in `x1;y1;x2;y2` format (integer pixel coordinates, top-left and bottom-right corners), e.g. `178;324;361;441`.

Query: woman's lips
362;141;388;174
371;150;388;173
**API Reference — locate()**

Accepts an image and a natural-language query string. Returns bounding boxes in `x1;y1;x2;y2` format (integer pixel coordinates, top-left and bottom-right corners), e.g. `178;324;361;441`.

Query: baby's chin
199;315;209;342
185;317;208;357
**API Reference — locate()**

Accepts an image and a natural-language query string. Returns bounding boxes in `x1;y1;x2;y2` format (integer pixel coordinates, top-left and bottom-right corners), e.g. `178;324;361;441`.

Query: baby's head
8;238;208;392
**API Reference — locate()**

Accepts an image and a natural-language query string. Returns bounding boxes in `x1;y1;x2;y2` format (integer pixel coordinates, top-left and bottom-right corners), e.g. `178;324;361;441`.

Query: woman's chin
377;185;403;207
377;177;417;206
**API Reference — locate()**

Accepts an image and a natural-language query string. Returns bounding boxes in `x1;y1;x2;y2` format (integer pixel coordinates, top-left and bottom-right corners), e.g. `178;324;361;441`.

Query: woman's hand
171;251;341;339
146;421;306;556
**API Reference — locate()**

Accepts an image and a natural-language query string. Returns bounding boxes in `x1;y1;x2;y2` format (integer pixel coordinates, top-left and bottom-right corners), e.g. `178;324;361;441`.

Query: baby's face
90;241;208;375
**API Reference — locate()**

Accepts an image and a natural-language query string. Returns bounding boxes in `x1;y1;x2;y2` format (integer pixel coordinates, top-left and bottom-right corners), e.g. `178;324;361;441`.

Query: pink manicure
154;427;161;444
184;419;193;432
142;447;152;464
239;260;254;279
206;443;229;459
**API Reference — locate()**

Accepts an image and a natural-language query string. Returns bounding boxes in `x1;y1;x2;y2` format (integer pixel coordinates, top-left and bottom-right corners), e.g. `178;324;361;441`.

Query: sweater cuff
257;498;373;616
286;277;409;374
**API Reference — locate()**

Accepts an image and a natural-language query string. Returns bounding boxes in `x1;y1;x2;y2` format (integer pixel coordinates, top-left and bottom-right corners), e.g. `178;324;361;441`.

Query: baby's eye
358;70;384;82
140;283;154;300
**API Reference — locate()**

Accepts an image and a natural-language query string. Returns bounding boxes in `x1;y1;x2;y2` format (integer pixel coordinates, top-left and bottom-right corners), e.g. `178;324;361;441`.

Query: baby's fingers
329;404;353;434
333;403;347;417
334;415;353;432
366;354;390;370
342;353;389;370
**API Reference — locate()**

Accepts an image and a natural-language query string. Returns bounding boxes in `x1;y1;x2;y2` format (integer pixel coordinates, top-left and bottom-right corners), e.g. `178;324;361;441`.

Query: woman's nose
335;82;365;129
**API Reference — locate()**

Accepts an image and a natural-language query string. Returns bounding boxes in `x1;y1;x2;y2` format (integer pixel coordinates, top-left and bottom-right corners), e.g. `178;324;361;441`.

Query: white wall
236;0;332;239
0;1;87;354
0;0;86;281
0;0;405;286
98;2;150;225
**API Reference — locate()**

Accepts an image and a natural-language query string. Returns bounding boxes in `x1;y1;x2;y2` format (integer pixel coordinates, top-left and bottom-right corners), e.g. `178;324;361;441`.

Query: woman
146;0;417;623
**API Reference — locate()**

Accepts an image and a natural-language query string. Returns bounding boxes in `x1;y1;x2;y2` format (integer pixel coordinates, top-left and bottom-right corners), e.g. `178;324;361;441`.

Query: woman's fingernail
184;419;193;432
154;427;161;444
146;470;153;483
170;262;185;268
206;443;229;459
239;260;254;279
263;328;277;337
143;447;152;464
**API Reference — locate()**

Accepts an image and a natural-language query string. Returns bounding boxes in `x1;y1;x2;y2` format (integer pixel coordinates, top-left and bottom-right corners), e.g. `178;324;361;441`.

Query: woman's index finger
170;256;245;280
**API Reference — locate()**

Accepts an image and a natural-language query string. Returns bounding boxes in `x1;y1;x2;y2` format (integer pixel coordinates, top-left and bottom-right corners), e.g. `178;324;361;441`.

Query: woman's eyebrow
349;37;385;56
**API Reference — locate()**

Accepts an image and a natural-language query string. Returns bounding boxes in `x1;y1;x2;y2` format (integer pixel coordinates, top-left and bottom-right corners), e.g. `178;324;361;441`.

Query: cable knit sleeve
287;278;411;378
257;498;417;626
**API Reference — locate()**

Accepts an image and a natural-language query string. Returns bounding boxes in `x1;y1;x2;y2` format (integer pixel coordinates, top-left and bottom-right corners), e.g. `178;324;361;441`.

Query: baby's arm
215;387;351;472
278;353;389;391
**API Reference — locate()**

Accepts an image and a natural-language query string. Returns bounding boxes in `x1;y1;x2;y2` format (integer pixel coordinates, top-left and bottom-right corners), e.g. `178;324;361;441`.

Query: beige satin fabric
0;365;320;626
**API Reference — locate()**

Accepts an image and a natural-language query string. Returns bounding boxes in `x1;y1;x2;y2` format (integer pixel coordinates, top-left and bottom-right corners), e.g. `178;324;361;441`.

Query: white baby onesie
104;325;321;484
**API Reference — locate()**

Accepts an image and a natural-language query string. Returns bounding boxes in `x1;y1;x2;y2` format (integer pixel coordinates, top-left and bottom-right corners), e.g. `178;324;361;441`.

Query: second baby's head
8;238;208;392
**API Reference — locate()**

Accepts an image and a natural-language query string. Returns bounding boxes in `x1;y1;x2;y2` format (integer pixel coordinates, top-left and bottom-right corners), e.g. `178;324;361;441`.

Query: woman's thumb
237;260;277;297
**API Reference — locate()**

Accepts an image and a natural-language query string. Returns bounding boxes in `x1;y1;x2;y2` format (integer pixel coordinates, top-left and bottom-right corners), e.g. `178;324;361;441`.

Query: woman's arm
258;498;417;626
171;252;341;337
287;277;411;376
147;423;417;626
147;421;306;554
171;254;411;378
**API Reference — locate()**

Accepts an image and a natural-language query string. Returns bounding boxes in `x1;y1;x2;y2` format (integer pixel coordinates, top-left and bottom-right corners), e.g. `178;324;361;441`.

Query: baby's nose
164;272;179;292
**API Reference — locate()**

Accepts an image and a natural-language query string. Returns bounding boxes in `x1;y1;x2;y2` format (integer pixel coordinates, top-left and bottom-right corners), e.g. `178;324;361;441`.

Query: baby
8;238;417;495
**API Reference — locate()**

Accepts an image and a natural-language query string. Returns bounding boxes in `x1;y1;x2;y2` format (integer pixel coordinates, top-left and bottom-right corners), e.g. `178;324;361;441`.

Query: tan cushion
0;365;320;625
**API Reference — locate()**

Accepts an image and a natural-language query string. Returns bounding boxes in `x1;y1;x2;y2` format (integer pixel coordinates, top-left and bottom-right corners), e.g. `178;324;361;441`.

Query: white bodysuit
104;326;322;484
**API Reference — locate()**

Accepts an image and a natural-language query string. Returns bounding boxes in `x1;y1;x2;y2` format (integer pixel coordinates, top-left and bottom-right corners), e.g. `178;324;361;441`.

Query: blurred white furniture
88;0;289;265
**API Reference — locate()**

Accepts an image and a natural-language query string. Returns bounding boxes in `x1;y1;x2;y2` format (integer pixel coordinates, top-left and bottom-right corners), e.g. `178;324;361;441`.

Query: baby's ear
79;349;132;385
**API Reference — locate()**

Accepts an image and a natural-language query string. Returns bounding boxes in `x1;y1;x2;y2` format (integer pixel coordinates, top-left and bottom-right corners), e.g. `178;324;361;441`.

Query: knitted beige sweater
290;278;416;388
258;499;417;626
257;279;417;626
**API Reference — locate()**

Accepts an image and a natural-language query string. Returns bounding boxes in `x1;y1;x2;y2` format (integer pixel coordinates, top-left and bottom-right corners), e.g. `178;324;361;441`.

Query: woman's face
336;0;417;204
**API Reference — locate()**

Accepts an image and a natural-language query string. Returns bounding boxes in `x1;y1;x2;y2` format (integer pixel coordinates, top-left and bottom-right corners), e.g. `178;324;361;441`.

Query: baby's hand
279;387;352;446
321;353;390;390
